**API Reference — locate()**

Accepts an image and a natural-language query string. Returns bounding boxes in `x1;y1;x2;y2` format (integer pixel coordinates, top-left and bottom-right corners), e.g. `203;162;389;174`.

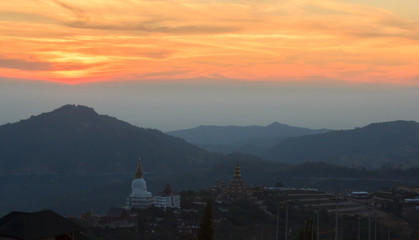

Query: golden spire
136;156;143;179
234;160;241;179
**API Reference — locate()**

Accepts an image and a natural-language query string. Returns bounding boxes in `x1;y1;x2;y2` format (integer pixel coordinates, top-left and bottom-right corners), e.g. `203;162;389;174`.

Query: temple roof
162;184;173;196
136;156;143;179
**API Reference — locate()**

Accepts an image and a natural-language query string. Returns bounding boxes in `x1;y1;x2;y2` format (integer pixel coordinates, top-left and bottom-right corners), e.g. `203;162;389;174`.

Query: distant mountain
0;105;216;175
264;121;419;169
167;122;331;155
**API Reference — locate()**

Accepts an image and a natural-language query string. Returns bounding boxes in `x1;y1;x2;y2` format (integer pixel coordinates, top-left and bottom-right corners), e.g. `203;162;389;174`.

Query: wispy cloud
0;58;52;71
65;20;240;34
53;0;86;19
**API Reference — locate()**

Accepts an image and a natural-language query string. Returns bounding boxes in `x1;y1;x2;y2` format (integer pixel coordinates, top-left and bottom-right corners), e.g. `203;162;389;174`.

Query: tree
198;199;214;240
275;182;284;187
297;219;316;240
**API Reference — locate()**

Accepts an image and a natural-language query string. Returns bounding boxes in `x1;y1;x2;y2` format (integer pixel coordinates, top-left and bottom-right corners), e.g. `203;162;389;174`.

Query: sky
1;0;419;130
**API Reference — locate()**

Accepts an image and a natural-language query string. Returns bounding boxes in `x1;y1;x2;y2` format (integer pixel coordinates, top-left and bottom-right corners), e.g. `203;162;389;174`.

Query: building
348;191;371;199
126;156;154;209
0;210;91;240
229;161;247;198
212;161;254;203
155;184;181;210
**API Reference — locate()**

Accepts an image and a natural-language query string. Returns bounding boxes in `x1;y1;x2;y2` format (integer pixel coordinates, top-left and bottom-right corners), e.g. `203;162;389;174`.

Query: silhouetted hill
167;122;331;155
264;121;419;169
0;105;214;175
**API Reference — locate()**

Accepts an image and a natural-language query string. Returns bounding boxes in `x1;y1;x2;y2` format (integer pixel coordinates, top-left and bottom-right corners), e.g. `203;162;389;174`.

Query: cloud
53;0;86;19
65;21;240;34
1;0;419;85
0;58;52;71
0;11;58;24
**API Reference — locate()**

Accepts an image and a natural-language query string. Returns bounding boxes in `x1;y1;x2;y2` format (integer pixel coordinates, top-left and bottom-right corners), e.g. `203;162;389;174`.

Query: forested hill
0;105;216;175
264;121;419;169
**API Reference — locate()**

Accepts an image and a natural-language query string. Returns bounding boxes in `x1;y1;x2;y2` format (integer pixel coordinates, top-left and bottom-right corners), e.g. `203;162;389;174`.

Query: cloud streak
65;20;240;34
0;58;52;71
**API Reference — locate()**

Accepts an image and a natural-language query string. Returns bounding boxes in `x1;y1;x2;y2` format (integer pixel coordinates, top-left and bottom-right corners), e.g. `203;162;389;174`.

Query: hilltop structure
229;161;247;198
125;156;181;210
212;161;254;202
126;156;154;209
155;184;181;210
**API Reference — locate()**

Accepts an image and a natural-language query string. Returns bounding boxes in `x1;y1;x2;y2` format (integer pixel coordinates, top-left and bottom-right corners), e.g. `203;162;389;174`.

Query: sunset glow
1;0;419;85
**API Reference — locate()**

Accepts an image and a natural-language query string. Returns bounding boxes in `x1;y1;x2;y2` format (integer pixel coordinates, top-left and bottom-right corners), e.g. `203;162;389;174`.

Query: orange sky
1;0;419;85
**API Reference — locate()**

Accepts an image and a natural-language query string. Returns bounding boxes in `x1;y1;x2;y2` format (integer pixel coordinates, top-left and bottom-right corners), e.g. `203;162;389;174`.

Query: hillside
2;158;419;216
167;122;330;155
264;121;419;169
0;105;215;175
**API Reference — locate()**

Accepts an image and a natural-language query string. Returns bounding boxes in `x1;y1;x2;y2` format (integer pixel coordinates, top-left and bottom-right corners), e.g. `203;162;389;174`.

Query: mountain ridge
167;122;331;144
0;104;214;175
264;120;419;169
167;122;331;155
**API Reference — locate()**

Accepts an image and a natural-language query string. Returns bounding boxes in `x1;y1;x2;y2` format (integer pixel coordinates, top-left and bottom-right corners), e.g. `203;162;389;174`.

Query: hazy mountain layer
264;121;419;169
167;122;331;155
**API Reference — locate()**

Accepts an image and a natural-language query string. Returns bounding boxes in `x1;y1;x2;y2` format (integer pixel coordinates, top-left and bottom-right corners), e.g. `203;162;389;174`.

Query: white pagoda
126;156;154;209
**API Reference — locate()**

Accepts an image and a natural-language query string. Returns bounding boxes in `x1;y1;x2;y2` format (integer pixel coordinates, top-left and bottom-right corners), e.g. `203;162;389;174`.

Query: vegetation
297;219;316;240
198;199;214;240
